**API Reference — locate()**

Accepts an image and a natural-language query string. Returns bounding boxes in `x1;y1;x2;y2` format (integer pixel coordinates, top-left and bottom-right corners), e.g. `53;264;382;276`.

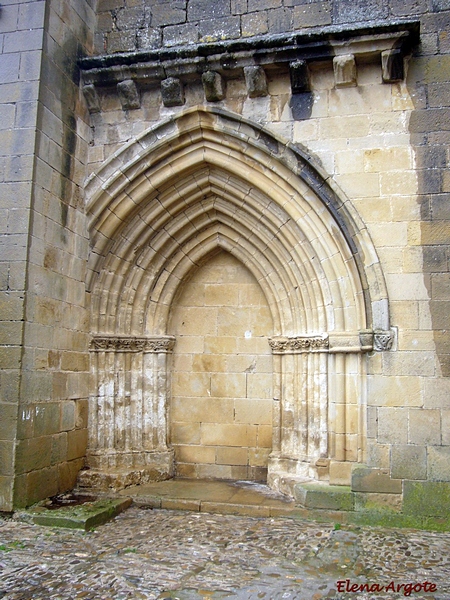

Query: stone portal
82;107;389;495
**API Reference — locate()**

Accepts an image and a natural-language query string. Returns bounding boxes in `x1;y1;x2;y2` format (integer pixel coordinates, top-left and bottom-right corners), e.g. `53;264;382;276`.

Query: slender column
130;351;143;452
142;351;156;450
86;335;175;485
103;350;116;453
114;350;126;451
271;353;282;452
318;352;328;458
268;335;329;480
88;348;99;450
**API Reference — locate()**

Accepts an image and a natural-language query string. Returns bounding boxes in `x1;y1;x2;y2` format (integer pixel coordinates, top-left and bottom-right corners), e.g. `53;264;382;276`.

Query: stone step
293;482;355;511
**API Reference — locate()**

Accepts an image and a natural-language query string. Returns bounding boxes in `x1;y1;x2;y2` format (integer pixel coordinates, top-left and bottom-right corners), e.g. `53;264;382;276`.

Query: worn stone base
19;498;132;531
294;482;355;511
267;455;326;493
77;466;173;491
86;449;174;471
78;449;175;491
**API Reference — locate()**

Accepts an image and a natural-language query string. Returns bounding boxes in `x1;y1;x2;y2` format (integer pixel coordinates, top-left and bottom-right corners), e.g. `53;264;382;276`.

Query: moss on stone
21;497;132;531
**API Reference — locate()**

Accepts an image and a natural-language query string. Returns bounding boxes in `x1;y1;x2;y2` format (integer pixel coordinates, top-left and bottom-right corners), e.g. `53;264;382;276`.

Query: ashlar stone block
351;465;402;494
428;446;450;481
403;481;450;517
391;444;427;480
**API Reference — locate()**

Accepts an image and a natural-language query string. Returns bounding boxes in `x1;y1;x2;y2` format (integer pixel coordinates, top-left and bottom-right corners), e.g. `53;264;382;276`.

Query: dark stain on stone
259;130;279;154
290;92;314;121
60;201;69;229
407;15;450;376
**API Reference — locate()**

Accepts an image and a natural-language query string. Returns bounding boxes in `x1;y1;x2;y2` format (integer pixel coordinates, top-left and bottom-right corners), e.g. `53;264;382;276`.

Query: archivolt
86;106;388;338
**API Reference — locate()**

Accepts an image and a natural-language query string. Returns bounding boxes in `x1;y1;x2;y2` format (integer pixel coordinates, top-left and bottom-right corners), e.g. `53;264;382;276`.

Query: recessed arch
85;106;391;491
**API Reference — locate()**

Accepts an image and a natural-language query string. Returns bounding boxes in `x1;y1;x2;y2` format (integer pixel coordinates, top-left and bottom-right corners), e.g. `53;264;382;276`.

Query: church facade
1;0;449;523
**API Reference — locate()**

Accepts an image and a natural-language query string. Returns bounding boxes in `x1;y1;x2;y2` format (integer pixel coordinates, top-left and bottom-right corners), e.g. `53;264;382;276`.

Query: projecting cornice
79;20;420;111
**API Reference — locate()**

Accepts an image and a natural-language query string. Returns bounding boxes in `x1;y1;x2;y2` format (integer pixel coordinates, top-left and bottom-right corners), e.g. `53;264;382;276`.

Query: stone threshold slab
18;498;132;531
116;479;301;518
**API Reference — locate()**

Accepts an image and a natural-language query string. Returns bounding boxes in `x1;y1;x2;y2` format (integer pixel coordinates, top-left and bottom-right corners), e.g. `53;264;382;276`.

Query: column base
78;450;174;491
268;453;338;496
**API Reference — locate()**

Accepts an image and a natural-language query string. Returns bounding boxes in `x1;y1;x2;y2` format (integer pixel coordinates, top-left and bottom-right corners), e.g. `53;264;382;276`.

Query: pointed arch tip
86;106;390;333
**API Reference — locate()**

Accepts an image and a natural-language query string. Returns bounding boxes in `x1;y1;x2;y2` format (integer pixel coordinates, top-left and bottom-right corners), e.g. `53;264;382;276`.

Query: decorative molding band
90;335;176;353
269;335;329;354
270;330;396;354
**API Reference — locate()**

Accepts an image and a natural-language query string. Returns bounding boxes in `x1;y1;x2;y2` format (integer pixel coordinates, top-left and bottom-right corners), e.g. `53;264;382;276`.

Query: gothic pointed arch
84;106;391;491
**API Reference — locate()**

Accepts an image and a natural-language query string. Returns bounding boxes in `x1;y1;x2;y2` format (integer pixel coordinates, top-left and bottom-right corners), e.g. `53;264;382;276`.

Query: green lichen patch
403;481;450;518
19;497;132;531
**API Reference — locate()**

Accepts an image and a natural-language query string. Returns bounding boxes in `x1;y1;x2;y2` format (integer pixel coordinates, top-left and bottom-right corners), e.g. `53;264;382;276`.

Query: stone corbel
80;22;419;101
244;66;268;98
161;77;185;107
381;48;404;82
82;84;101;113
333;54;357;88
202;70;225;102
117;79;141;110
289;60;311;94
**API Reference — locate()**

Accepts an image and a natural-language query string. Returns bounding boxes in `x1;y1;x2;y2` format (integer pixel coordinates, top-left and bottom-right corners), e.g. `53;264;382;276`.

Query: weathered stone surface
244;66;268;97
354;492;403;513
428;446;450;481
160;77;184;106
82;84;101;112
293;2;332;28
391;444;427;480
333;54;357;88
241;12;268;37
198;16;241;42
403;480;450;517
117;79;140;110
294;483;355;511
202;71;225;102
22;497;132;531
351;466;402;494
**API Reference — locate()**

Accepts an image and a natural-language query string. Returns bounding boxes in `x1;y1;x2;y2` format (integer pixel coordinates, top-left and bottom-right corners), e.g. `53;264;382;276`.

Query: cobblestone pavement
1;506;450;600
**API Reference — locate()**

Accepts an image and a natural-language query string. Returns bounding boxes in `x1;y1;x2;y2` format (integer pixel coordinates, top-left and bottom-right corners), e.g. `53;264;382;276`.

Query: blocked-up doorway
168;251;273;481
85;108;386;493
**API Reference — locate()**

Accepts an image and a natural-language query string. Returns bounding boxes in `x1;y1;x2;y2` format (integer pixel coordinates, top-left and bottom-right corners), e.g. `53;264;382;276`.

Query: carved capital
269;335;329;354
373;330;395;352
90;336;175;353
143;337;176;353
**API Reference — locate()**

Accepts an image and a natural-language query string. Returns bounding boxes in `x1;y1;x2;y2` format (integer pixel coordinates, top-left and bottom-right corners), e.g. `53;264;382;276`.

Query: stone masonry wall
169;252;273;482
0;0;96;511
83;0;450;511
0;0;46;512
2;0;449;512
93;0;397;54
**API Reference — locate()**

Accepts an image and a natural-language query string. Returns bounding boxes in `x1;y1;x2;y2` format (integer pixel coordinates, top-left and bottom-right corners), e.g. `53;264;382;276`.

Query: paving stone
1;504;450;599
